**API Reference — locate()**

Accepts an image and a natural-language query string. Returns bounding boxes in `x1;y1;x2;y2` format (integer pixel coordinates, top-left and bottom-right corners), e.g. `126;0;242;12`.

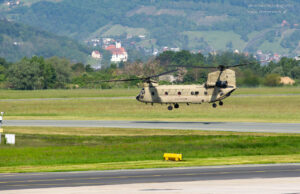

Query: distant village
89;35;300;70
3;1;300;67
4;0;20;8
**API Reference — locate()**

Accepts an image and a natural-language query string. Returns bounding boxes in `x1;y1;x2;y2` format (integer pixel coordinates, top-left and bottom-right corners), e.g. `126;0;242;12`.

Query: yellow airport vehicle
0;128;3;133
163;153;182;161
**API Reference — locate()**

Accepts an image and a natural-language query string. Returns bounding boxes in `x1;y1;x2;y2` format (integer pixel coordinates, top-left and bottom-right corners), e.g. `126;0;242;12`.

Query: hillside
0;19;89;62
1;0;300;57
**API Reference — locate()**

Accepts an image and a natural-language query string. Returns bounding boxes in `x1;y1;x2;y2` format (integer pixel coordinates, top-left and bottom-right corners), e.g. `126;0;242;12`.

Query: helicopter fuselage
136;83;236;105
136;69;237;109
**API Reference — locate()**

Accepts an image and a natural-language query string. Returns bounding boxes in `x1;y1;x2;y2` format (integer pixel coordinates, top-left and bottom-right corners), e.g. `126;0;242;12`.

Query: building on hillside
91;50;101;59
105;41;128;63
6;0;20;7
295;56;300;61
280;77;295;85
170;47;180;52
102;38;115;46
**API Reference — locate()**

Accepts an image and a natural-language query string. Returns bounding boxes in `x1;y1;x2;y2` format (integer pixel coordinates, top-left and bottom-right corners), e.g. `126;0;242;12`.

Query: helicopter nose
136;95;140;101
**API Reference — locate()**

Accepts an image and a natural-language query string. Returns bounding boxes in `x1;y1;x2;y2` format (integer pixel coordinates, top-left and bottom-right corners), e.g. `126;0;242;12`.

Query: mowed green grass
1;127;300;172
0;87;299;99
0;88;140;99
1;95;300;122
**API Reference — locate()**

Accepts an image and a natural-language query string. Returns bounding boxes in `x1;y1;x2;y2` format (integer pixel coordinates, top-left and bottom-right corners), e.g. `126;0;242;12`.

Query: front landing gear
168;105;173;111
174;103;179;109
212;103;217;108
212;101;223;108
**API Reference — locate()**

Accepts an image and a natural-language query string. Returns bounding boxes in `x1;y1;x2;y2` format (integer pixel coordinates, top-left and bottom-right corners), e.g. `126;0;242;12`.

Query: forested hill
2;0;300;56
0;19;90;62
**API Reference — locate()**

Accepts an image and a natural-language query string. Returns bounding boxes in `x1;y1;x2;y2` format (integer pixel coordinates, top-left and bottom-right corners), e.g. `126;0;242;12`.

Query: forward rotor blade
148;69;179;79
98;77;144;82
224;63;248;68
173;65;216;69
97;69;179;83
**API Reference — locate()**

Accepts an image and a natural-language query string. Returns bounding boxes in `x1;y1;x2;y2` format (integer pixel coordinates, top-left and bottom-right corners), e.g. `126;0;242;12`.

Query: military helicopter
104;64;245;110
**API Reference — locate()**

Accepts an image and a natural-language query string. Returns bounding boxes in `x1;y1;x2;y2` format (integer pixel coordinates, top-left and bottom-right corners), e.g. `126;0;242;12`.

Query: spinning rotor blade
173;65;215;69
100;78;143;82
176;63;248;71
148;69;179;79
99;69;179;82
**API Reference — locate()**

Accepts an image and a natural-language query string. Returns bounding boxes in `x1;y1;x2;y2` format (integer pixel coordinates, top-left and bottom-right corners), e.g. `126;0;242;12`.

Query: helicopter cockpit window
140;88;145;95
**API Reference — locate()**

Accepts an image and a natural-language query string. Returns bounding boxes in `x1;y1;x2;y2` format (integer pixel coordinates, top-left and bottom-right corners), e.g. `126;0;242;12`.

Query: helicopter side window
151;91;155;96
165;91;168;95
191;91;195;95
204;91;208;95
178;91;181;96
195;91;199;95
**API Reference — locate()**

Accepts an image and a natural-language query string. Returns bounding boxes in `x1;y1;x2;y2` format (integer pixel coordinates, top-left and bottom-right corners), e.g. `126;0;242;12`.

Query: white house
105;41;128;63
91;50;101;59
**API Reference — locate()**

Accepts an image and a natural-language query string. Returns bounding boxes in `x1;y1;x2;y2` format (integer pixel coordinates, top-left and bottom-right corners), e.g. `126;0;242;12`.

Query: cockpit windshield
139;88;145;95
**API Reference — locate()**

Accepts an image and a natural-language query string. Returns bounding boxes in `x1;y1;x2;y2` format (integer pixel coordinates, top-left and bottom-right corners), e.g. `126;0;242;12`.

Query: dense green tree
85;64;94;73
291;66;300;79
241;69;260;87
45;57;72;87
263;74;281;87
7;57;44;90
271;66;284;76
156;51;176;67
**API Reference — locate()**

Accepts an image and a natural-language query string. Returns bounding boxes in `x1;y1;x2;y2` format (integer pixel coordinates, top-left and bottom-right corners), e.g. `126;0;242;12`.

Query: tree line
0;50;299;90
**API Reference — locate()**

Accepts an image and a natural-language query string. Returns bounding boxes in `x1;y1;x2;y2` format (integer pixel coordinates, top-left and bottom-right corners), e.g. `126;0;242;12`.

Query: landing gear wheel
168;105;173;111
174;103;179;109
219;101;223;106
212;103;217;108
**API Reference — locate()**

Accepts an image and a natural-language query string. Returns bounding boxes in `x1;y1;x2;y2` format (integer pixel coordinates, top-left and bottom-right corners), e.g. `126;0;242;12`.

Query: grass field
0;87;299;172
0;87;299;99
1;95;300;122
0;88;139;99
1;127;300;173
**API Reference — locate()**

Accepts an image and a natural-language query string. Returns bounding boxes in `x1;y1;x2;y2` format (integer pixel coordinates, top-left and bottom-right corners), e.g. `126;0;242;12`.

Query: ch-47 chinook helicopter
105;64;246;110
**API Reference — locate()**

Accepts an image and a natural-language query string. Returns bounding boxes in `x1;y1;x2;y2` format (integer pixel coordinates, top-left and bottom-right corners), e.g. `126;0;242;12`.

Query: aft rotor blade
176;63;249;70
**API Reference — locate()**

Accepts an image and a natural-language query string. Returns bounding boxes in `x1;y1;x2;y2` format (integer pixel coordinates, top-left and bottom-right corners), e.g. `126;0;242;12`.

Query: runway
1;164;300;191
4;120;300;133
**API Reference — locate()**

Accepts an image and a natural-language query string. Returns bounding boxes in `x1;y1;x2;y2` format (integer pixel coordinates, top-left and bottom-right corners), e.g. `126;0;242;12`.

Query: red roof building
105;42;128;63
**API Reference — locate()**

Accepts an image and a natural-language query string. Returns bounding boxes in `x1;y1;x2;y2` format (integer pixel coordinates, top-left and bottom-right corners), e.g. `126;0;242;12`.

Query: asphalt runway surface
4;120;300;133
1;164;300;190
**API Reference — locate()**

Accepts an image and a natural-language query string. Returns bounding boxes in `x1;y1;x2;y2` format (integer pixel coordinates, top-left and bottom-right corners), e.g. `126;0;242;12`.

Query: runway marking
1;168;300;187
